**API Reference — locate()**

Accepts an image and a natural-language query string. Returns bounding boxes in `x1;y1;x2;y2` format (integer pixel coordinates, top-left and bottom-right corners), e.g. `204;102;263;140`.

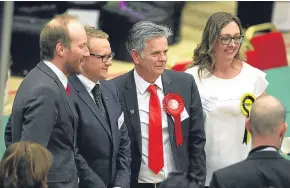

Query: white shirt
43;60;67;88
185;62;269;186
77;74;100;103
134;70;176;183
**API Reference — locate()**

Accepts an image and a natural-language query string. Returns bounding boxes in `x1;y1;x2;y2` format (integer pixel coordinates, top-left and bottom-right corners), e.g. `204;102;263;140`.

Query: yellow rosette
240;93;256;145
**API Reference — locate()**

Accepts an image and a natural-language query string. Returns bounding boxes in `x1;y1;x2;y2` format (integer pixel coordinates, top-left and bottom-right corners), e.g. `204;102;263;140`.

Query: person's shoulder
109;70;133;87
214;156;290;186
185;66;202;82
213;159;250;181
165;69;194;82
100;79;117;91
22;68;57;91
241;62;268;90
185;65;199;75
100;80;120;101
242;62;265;75
211;161;249;188
164;69;192;79
279;156;290;166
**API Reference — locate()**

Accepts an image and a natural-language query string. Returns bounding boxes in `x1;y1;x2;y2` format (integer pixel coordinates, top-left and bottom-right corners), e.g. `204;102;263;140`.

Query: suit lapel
124;70;142;154
162;71;178;148
37;62;78;147
69;75;112;140
37;62;78;127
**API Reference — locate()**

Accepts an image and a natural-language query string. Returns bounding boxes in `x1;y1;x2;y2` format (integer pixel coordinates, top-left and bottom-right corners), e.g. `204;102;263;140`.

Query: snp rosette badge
240;93;256;144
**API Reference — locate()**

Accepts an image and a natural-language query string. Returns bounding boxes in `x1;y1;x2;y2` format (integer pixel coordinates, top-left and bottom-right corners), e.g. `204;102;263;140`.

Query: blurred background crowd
2;1;290;113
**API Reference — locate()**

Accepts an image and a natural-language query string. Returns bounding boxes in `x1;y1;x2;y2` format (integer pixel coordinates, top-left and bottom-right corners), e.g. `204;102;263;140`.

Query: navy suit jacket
69;75;131;188
210;151;290;188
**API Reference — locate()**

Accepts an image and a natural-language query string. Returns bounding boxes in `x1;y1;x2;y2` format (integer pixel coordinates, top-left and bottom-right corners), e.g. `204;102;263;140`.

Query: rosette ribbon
163;93;185;146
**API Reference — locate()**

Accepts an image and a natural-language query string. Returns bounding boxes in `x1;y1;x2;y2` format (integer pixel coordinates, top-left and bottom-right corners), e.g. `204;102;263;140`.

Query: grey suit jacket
210;151;290;188
111;69;206;188
69;75;131;188
5;61;79;188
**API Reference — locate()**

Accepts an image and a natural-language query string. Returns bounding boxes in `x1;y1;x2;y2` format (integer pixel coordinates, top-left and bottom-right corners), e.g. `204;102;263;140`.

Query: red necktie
147;84;164;174
66;84;71;96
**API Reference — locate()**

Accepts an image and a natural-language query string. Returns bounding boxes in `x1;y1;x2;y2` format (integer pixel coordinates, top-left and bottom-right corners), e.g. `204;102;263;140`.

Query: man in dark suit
111;21;206;188
210;95;290;188
69;26;131;188
5;13;90;188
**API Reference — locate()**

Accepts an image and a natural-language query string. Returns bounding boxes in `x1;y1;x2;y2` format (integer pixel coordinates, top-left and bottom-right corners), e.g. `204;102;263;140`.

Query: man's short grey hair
249;96;286;136
125;21;172;54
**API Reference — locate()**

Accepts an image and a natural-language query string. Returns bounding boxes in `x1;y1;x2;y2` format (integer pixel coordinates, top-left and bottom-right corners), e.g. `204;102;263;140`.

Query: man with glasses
69;25;131;188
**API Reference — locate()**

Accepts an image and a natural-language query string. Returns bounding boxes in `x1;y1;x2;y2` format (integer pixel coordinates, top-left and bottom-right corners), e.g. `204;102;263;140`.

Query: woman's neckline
211;61;244;80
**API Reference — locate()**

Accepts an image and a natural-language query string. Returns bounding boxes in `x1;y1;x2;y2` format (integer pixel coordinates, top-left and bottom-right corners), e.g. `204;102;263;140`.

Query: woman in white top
185;12;269;187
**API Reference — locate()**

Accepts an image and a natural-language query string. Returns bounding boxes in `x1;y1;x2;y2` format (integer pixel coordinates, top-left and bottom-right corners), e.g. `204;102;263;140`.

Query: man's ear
280;123;287;138
131;49;140;65
55;43;65;57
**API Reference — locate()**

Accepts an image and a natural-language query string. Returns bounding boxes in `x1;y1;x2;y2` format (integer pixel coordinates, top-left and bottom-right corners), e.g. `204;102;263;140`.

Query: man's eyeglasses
90;52;115;63
219;35;244;45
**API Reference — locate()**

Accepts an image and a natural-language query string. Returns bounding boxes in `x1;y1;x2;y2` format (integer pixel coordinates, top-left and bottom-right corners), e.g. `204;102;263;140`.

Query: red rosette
163;93;184;146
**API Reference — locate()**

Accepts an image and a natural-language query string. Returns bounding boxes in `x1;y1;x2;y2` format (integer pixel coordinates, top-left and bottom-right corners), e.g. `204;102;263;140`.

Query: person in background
210;95;290;188
185;12;268;187
0;141;53;188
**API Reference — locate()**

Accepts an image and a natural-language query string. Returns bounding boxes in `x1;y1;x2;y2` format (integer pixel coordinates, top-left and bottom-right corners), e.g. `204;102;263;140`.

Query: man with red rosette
111;21;206;188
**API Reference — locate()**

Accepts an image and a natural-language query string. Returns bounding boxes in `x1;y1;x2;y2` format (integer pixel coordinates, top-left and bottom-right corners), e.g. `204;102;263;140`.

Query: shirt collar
77;74;100;93
43;60;67;88
249;145;278;155
133;69;163;95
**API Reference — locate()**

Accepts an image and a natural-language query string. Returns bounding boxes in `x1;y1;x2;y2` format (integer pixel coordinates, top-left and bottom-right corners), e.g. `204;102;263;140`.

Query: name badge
118;112;124;130
201;97;214;113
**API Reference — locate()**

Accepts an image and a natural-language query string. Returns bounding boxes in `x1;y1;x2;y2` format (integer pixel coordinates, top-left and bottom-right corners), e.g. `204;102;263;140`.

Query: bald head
48;13;79;27
249;95;285;137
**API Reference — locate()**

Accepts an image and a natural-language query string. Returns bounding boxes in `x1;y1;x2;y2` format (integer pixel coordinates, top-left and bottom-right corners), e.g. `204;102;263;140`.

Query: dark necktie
92;84;108;122
147;84;164;174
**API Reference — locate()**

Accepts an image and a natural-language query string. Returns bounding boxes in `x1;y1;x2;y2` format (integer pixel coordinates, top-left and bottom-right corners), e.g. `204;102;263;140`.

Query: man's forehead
145;45;168;52
68;24;87;40
67;21;83;31
90;39;111;51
